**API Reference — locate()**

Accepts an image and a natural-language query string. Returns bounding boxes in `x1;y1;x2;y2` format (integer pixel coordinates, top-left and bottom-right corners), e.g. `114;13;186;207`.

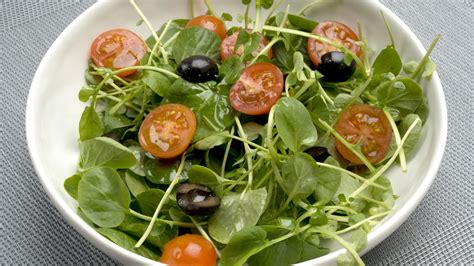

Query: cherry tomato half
307;21;361;67
138;104;196;159
220;30;272;61
335;104;392;165
160;234;217;266
90;29;147;77
186;15;227;40
229;62;283;115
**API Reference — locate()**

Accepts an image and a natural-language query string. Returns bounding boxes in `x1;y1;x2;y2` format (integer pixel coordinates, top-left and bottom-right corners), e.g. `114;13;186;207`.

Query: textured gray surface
1;0;473;265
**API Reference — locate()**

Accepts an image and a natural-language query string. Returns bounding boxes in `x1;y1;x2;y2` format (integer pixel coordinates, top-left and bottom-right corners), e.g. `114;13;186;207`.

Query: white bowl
26;0;447;265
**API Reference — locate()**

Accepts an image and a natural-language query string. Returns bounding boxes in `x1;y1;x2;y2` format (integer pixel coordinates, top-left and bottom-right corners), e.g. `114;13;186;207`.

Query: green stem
129;209;200;228
298;0;324;16
317;82;334;106
254;169;272;189
294;79;316;99
244;4;250;29
148;20;172;65
249;37;281;65
97;91;144;113
190;217;221;257
97;87;137;98
253;4;261;33
129;0;160;43
316;162;387;190
324;205;357;214
411;34;441;80
135;154;186;248
315;227;365;266
319;119;376;173
224;133;269;152
221;127;235;178
328;215;349;223
109;65;179;79
336;211;390;234
380;11;395;48
383;108;406;172
357;195;390;209
204;0;217;16
235;117;254;193
190;0;195;18
349;118;421;199
262;25;366;77
264;0;285;23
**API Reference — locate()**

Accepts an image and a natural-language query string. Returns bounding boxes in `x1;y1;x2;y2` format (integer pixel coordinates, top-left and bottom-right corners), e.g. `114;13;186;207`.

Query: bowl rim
25;0;447;264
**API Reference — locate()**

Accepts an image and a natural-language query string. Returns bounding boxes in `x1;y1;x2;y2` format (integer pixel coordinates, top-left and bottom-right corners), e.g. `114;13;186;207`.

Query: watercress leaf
118;214;177;249
125;143;146;176
219;55;244;84
287;14;318;32
64;173;81;200
143;156;192;184
242;0;251;5
281;153;319;202
313;157;342;204
188;165;220;187
194;132;229;150
209;188;267;243
337;253;356;266
173;27;221;64
372;46;402;76
243;122;264;141
220;226;267;266
79;106;104;141
351;227;368;252
398;114;422;156
422;58;437;78
78;137;136;171
376;78;423;119
102;111;133;133
78;87;94;102
275;97;318;152
403;60;419;74
221;12;233;22
143;68;177;97
95;228;160;260
162;79;236;140
146;19;188;52
135;189;176;216
415;96;429;123
77;208;95;227
257;0;273;9
78;167;130;228
125;171;149;197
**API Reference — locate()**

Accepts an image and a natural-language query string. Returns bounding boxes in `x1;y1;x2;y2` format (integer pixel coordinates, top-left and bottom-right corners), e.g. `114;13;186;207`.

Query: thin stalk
264;0;285;23
357;195;390;209
135;154;186;248
328;215;349;223
109;65;179;79
349;118;421;199
383;108;406;172
294;79;316;99
129;0;160;43
317;82;334;106
148;20;172;65
316;162;387;190
336;211;390;234
324;205;357;214
380;11;395;48
221;127;235;178
254;170;273;189
97;91;144;113
235;117;254;194
298;0;324;16
224;133;269;152
319;119;376;173
96;87;137;98
249;37;281;65
244;4;250;29
190;217;221;257
204;0;217;17
253;4;261;33
189;0;195;18
129;209;200;228
315;227;365;266
411;34;441;80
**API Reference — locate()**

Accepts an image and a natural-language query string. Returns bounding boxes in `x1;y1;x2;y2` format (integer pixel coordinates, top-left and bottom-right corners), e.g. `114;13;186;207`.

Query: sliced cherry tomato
335;104;392;165
307;21;361;67
160;234;217;266
138;104;196;159
186;15;227;40
229;62;283;115
90;29;147;77
220;30;272;61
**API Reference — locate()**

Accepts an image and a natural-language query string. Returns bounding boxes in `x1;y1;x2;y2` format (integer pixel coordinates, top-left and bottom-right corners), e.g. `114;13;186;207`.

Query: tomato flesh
335;104;392;165
186;15;227;40
138;104;196;159
229;62;283;115
90;29;147;77
160;234;217;266
220;30;272;61
307;21;361;66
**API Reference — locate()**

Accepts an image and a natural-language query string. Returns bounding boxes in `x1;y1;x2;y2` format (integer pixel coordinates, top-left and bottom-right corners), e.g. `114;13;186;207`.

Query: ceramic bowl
26;0;447;264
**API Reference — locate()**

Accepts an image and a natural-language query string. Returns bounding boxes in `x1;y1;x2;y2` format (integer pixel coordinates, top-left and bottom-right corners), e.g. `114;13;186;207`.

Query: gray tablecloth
1;0;473;264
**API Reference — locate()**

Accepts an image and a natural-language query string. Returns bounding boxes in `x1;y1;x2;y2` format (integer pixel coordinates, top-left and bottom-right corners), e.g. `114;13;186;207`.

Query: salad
64;0;440;265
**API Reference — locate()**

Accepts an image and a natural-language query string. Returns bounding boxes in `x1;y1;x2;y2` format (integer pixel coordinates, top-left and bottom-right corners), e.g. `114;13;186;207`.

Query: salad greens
64;0;440;265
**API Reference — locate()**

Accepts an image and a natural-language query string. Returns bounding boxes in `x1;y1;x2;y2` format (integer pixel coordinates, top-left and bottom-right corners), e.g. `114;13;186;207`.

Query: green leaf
173;27;221;64
287;14;318;32
118;214;177;249
242;122;264;141
143;156;192;184
274;97;318;152
78;137;136;171
146;19;188;53
126;144;146;176
257;0;273;9
124;171;149;198
313;157;342;204
135;189;176;216
142;67;177;97
403;60;419;74
161;79;236;140
78;167;130;228
281;153;319;202
376;78;424;119
220;226;268;266
188;165;220;187
209;188;267;243
78;87;94;102
64;174;81;200
221;12;233;21
95;228;160;260
422;59;437;78
102;112;133;133
79;106;104;141
398;114;422;156
219;55;244;84
351;227;368;252
194;132;229;150
372;46;402;76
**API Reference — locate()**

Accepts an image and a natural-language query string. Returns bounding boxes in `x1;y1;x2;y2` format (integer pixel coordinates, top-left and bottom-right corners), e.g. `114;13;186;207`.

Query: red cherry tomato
220;30;272;61
138;104;196;159
307;21;361;66
186;15;227;40
335;104;392;165
160;234;217;266
229;62;283;115
90;29;147;77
